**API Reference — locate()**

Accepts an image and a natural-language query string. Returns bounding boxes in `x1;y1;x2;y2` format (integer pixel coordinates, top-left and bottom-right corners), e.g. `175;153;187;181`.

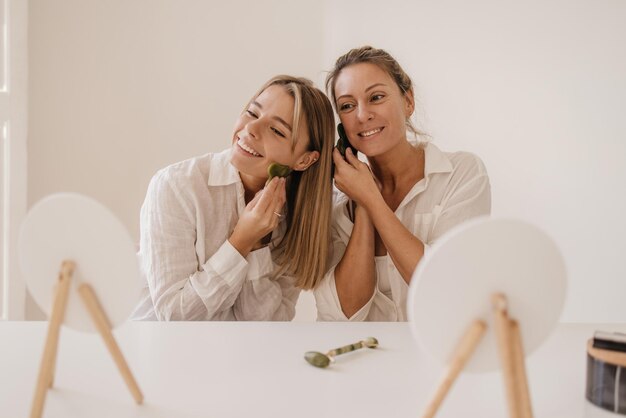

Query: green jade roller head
266;163;292;184
304;337;379;368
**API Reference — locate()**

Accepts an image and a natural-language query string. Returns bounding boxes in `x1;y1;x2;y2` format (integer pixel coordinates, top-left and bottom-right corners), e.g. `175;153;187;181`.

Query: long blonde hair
246;76;334;290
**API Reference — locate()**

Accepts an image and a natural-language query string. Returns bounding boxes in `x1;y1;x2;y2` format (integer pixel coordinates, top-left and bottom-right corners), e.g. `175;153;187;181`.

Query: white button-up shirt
314;142;491;321
131;149;299;321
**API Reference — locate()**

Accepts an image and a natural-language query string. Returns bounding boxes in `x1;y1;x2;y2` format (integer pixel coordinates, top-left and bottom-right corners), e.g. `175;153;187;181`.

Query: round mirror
18;193;140;332
408;218;567;372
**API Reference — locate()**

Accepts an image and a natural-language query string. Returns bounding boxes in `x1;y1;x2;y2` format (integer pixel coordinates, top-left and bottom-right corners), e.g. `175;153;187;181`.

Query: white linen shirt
314;142;491;321
131;149;299;321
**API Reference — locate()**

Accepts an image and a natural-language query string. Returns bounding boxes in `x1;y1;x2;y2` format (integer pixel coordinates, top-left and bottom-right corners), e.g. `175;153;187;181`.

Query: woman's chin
231;160;265;179
230;154;248;173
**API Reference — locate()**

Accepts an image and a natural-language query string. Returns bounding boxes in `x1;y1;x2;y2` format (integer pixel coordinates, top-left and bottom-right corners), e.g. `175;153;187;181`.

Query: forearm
364;197;425;284
234;274;300;321
150;272;242;320
148;239;250;320
334;207;377;318
152;277;235;320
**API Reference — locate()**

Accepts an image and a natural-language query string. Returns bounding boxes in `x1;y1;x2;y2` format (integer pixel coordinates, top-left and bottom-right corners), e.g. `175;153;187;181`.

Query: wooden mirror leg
47;283;60;389
421;319;487;418
78;283;144;404
30;261;75;418
492;293;522;418
510;319;533;418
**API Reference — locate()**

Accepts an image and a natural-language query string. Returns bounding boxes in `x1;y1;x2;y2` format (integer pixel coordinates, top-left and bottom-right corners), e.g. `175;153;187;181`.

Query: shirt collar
422;141;453;177
207;148;241;187
391;141;453;211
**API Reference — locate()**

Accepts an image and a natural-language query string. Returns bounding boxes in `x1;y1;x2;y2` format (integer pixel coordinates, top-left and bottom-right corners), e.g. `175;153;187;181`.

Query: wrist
251;236;270;251
354;205;372;225
228;233;252;257
360;191;385;215
353;208;375;239
251;243;269;252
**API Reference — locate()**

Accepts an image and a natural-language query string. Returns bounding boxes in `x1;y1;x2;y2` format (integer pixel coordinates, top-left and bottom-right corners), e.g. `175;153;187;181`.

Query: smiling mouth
358;127;383;137
237;138;263;157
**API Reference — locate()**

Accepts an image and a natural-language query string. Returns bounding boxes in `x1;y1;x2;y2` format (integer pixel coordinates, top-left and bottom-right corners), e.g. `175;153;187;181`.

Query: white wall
29;0;325;239
26;0;626;322
1;0;28;319
325;0;626;322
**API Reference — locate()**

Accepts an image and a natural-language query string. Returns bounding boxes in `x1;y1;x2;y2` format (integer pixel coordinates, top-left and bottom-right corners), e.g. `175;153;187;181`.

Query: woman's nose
356;104;373;122
245;119;261;139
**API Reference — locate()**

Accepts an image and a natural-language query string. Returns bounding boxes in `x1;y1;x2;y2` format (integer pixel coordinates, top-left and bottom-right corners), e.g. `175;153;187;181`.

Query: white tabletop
0;321;623;418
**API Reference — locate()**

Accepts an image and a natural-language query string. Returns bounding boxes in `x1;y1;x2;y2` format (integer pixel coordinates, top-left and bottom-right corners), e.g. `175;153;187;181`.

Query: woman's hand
229;177;286;257
333;147;381;209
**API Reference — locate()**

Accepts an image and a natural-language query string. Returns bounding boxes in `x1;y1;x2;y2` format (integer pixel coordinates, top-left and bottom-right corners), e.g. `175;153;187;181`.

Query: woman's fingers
344;147;357;162
246;188;263;210
333;148;383;207
232;177;287;253
276;178;287;210
268;179;286;228
258;177;287;223
332;147;350;168
268;178;286;216
255;176;280;212
345;148;366;170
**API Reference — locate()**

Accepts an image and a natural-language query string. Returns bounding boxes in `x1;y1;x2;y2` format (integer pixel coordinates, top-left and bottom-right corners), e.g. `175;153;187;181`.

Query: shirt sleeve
139;170;250;320
232;246;300;321
431;154;492;243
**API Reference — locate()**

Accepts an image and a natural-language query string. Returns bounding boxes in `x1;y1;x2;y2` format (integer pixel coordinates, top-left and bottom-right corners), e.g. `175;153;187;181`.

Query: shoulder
151;153;213;188
425;142;488;179
142;153;226;222
143;154;221;211
446;150;488;178
149;149;239;192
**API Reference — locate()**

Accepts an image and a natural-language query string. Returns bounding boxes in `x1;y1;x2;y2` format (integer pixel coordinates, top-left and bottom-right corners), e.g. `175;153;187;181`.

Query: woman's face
230;84;312;180
333;63;413;158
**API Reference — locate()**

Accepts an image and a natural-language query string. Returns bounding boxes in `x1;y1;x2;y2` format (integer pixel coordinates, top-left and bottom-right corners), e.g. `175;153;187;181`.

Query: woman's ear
404;89;415;117
293;150;320;171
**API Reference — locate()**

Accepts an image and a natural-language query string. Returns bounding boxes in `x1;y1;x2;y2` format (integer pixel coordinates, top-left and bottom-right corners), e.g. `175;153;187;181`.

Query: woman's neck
239;172;266;203
369;140;425;192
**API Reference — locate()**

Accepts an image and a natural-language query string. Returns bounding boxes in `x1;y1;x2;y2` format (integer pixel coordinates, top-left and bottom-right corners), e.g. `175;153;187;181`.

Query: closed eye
246;109;258;118
271;127;286;138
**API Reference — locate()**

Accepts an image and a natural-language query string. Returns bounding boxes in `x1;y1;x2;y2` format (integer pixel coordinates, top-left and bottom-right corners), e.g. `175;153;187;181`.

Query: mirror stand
30;260;143;418
422;293;533;418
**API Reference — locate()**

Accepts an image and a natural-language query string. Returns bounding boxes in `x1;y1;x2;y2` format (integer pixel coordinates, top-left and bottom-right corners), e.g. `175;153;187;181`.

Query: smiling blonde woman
132;76;335;321
315;46;491;321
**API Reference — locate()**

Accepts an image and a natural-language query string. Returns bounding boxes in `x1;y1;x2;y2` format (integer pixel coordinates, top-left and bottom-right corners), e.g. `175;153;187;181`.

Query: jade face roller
266;163;292;184
304;337;379;368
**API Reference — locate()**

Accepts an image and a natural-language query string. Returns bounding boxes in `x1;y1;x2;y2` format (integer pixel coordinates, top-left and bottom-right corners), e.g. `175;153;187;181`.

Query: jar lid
587;339;626;367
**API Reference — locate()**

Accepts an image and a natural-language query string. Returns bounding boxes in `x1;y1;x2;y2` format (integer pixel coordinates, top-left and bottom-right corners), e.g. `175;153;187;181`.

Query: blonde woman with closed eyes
132;75;335;321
